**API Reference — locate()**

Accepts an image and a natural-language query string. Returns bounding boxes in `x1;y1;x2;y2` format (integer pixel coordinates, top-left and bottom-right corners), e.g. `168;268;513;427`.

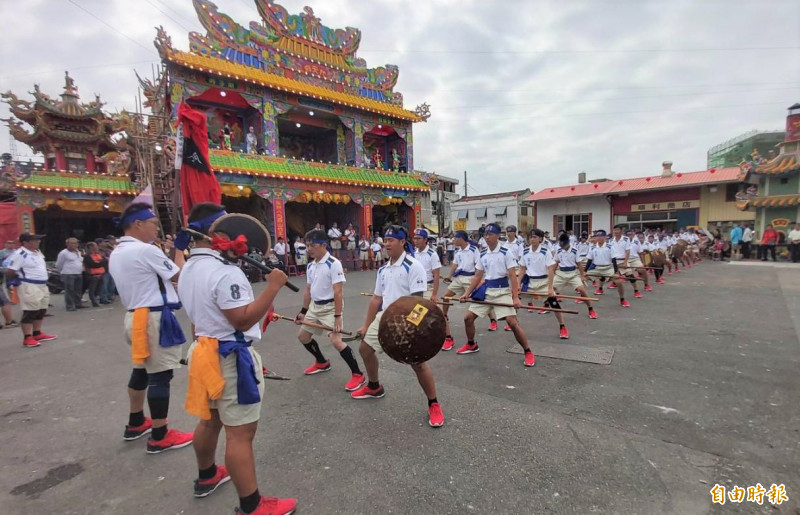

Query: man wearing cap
109;202;193;453
295;229;366;392
411;228;442;302
585;229;631;307
458;223;535;366
352;225;445;428
552;232;599;337
4;232;56;347
440;230;479;351
627;232;652;297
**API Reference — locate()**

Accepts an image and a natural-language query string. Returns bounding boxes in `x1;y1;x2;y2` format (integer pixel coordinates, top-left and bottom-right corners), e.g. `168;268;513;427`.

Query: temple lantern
332;193;341;204
341;194;351;204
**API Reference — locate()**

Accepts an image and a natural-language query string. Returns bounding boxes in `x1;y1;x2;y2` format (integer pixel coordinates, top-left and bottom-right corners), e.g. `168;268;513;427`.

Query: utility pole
463;170;467;197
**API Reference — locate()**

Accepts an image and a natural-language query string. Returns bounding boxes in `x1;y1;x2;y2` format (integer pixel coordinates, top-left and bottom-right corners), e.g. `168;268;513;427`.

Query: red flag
261;304;275;333
176;102;221;214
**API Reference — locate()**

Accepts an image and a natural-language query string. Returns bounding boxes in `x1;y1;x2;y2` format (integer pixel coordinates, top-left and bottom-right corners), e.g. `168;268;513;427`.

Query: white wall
535;196;612;233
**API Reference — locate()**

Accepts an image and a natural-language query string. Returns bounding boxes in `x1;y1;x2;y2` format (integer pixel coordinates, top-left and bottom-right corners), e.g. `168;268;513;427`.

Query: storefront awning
493;206;507;215
474;207;487;218
455;209;468;220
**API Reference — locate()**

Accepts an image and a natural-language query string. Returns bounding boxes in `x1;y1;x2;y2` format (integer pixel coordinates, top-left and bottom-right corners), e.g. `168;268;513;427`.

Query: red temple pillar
362;203;372;238
55;150;67;170
411;202;422;233
85;152;96;173
273;198;286;244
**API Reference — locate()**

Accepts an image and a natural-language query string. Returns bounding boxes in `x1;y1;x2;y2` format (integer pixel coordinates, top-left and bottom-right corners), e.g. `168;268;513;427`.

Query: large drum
378;297;446;365
209;213;272;253
641;250;653;267
652;251;667;267
671;240;688;261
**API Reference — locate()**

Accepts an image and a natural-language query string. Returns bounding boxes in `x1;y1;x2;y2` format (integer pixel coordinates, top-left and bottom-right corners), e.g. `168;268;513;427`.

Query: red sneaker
592;281;598;287
574;299;583;304
442;336;455;351
559;326;569;339
23;336;40;348
193;464;231;498
608;283;617;289
644;285;653;292
123;417;152;441
527;302;535;313
634;291;643;299
146;429;193;454
488;320;498;331
456;342;479;354
667;271;673;275
594;288;604;295
676;269;682;273
344;373;366;392
304;361;331;375
350;383;385;399
588;309;598;319
620;299;631;308
503;324;511;331
235;496;298;515
656;278;665;284
523;351;535;367
537;309;548;315
428;403;445;427
33;332;57;342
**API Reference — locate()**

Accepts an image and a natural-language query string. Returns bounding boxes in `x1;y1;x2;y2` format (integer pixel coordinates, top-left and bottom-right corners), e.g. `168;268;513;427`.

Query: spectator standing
759;224;779;261
294;236;308;273
328;222;342;257
0;240;17;327
741;223;753;259
84;242;110;306
344;223;357;257
788;223;800;263
729;223;742;258
273;237;287;266
5;233;57;347
445;234;455;264
55;237;85;311
102;237;118;302
358;236;370;271
370;238;383;269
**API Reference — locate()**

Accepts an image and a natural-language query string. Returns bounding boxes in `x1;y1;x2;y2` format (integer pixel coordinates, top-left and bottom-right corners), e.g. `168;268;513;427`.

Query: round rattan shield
378;296;445;365
209;213;272;253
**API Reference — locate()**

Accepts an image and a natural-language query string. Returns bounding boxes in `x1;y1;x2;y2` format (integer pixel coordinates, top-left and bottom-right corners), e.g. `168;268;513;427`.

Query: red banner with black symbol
176;102;221;215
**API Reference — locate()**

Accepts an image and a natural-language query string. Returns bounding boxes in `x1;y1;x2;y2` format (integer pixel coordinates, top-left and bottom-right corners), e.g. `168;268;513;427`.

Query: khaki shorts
553;270;583;290
186;341;264;427
469;287;516;320
592;264;615;278
423;283;435;300
296;254;308;265
330;240;342;250
444;275;472;297
627;258;644;268
524;277;549;295
362;311;384;353
347;241;356;251
303;301;336;336
359;251;369;260
19;282;49;311
124;310;184;374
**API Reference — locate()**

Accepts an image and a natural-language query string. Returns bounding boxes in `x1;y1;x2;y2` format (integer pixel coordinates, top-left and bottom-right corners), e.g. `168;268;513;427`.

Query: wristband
334;314;342;317
300;307;308;315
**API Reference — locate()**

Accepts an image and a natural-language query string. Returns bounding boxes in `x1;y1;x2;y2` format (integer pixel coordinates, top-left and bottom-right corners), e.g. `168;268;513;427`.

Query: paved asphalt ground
1;260;798;514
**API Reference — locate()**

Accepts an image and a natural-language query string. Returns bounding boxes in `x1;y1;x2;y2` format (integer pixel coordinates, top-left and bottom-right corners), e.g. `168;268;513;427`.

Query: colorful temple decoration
736;104;800;237
155;0;432;241
2;73;138;253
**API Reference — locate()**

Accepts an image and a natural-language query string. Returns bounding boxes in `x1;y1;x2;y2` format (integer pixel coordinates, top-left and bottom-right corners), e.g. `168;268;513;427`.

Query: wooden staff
520;291;598;302
441;296;579;315
271;312;355;338
585;274;646;281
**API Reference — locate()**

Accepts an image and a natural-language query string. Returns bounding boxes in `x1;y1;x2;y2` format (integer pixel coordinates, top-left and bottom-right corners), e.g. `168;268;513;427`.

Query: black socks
240;489;261;513
151;425;167;441
199;464;217;481
367;381;380;390
428;398;438;407
303;339;327;363
339;346;361;374
128;411;145;427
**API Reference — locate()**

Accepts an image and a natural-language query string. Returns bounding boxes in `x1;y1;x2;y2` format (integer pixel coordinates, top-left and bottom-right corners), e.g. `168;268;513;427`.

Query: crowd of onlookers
52;236;118;310
715;222;800;263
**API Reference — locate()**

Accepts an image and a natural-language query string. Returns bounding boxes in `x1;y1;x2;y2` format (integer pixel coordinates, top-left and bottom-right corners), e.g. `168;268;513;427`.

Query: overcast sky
1;0;798;195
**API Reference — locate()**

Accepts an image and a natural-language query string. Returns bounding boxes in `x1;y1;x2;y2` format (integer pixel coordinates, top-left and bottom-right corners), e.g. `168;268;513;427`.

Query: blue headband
454;230;469;240
175;210;227;250
308;236;328;244
117;208;156;227
385;227;407;240
413;228;428;239
485;224;501;235
595;230;607;236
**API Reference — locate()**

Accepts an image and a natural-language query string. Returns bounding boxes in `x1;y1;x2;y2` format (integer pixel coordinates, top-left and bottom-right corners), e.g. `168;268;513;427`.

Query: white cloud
1;0;798;195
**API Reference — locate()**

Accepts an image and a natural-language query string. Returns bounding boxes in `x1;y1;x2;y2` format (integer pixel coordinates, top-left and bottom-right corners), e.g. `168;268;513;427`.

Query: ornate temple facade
1;73;137;256
736;103;800;239
156;0;432;241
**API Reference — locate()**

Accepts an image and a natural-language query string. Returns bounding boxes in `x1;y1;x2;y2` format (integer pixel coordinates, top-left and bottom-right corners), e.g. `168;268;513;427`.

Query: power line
399;80;800;93
423;101;789;123
66;0;156;56
144;0;193;33
433;86;800;111
361;45;800;55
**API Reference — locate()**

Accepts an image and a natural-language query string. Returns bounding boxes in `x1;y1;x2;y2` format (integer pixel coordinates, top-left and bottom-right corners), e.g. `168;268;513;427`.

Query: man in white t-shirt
273;237;287;265
5;232;56;347
353;225;445;428
109;203;193;453
178;203;296;514
358;236;370;270
295;229;365;391
328;223;342;254
55;237;85;311
411;228;442;301
370;238;384;268
293;236;308;272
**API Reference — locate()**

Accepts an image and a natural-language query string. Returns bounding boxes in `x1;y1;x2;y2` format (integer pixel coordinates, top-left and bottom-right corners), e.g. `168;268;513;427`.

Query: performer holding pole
295;229;366;391
179;203;297;514
351;225;445;428
108;203;193;452
585;229;631;308
458;223;535;366
439;231;479;351
411;228;442;301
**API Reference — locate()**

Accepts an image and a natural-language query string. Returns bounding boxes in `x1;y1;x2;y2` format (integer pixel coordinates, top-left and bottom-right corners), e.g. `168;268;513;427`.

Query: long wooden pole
520;291;598;302
271;313;353;336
